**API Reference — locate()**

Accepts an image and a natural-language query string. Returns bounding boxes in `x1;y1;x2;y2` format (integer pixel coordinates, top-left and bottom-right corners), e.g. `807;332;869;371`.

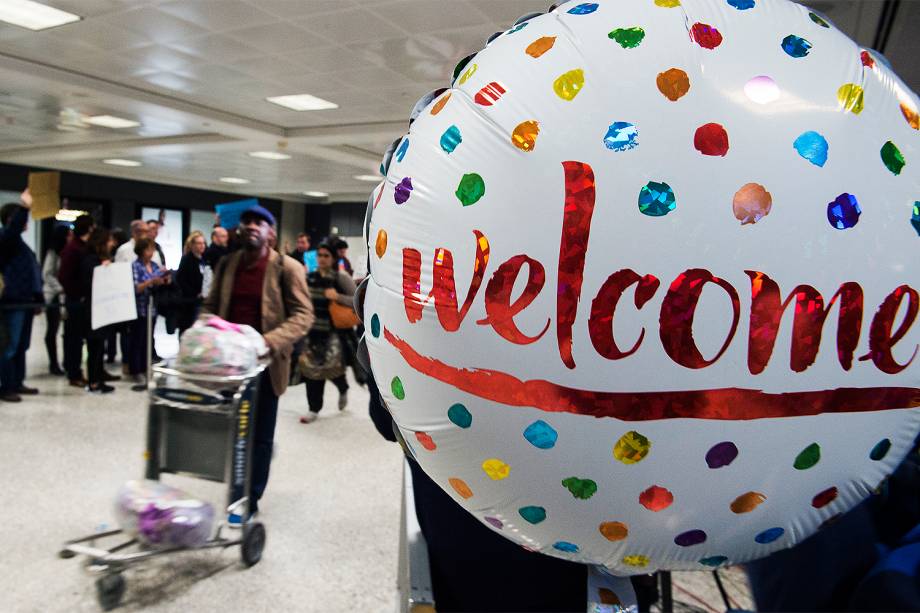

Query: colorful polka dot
694;122;729;156
837;83;864;114
506;22;528;34
603;122;639;151
415;432;436;451
754;527;784;544
474;82;506;106
395;138;409;162
794;443;821;470
482;458;511;480
608;27;645;49
519;505;546;524
912;203;920;236
705;441;738;468
638;181;676;217
871;438;892;460
745;75;780;104
394;177;412;205
458;63;477;85
730;491;766;513
430;93;450;115
781;34;812;58
613;430;651;464
447;403;472;428
727;0;754;9
812;486;838;509
690;23;723;49
639;485;673;511
391;377;405;400
674;529;707;547
567;2;598;14
526;36;556;58
370;314;381;338
598;589;621;606
827;193;861;229
440;126;462;154
562;476;598;500
511;120;540;152
654;0;681;7
375;229;387;257
599;521;629;541
553;540;579;552
456;173;485;206
484;516;503;529
793;131;828;167
523;420;558;449
860;50;875;68
699;555;729;567
622;554;650;567
656;68;690;101
449;478;473;499
452;54;474;81
553;68;585;101
809;12;830;27
900;101;919;129
881;141;905;175
733;183;773;225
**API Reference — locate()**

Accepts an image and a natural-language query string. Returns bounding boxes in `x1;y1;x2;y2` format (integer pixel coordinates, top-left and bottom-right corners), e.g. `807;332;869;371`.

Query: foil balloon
362;0;920;576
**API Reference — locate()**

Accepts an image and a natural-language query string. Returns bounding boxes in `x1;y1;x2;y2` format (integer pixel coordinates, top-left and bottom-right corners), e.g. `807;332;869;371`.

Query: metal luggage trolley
59;361;268;611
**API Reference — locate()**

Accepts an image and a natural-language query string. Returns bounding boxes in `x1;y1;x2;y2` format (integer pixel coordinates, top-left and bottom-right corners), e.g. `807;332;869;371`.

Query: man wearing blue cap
202;204;313;524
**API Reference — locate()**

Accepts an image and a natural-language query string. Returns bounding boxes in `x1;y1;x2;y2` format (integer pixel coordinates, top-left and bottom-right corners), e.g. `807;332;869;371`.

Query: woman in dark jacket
80;227;118;393
175;231;209;337
299;241;356;423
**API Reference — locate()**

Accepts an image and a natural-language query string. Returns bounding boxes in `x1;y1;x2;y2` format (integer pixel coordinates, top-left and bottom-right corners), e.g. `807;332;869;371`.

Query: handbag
329;300;360;329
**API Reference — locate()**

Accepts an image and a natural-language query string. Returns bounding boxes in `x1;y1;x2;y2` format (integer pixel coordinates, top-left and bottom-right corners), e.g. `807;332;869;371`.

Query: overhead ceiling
0;0;915;202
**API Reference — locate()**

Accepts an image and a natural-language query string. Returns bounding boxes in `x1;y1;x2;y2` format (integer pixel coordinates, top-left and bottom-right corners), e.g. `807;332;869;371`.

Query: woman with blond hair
175;230;211;337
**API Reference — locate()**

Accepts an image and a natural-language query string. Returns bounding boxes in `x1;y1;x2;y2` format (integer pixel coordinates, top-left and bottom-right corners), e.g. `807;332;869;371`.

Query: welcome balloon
362;0;920;575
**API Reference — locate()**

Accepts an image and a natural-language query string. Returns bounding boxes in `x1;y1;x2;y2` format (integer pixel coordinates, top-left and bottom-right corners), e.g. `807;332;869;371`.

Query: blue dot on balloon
699;555;729;567
603;122;638;152
727;0;755;9
370;314;381;338
440;125;462;154
793;131;828;167
781;34;812;58
568;3;598;14
755;527;785;544
553;541;580;553
523;420;558;449
395;138;409;163
827;193;861;229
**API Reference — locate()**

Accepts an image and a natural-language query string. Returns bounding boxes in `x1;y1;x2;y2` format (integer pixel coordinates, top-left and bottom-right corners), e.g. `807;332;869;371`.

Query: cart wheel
96;573;125;611
241;522;266;567
58;548;76;559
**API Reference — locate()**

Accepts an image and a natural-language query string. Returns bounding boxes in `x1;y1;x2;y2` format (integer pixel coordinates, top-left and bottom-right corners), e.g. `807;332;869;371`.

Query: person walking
298;241;357;424
0;191;42;402
80;227;119;393
42;224;70;376
129;238;168;387
202;204;312;522
175;231;209;337
59;214;95;387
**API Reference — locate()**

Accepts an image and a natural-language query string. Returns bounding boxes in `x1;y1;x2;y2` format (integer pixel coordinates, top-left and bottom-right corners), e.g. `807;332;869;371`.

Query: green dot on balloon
391;377;405;400
870;438;891;461
455;173;485;206
447;403;472;428
793;442;821;470
370;314;381;338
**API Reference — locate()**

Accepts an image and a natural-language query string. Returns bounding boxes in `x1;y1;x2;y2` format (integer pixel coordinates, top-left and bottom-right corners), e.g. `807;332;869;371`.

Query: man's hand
20;188;32;209
323;288;338;300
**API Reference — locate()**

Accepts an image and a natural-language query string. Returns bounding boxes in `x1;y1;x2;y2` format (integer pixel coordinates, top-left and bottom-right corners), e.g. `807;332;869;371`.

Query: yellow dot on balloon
553;68;584;101
655;0;681;6
511;120;540;152
375;229;387;258
837;83;864;115
622;554;650;567
613;431;651;464
449;478;473;499
482;458;511;480
459;63;478;85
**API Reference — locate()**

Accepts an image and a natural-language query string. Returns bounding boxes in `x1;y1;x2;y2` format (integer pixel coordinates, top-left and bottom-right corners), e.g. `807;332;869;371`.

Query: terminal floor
1;320;403;612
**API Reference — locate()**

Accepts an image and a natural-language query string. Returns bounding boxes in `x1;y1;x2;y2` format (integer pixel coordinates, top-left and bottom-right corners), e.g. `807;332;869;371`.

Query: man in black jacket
203;225;229;269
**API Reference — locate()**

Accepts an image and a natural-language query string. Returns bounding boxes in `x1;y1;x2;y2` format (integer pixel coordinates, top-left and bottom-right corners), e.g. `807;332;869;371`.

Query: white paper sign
92;262;137;330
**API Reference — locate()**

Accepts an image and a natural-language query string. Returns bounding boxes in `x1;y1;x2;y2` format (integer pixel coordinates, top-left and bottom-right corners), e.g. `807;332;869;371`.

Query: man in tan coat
202;204;313;523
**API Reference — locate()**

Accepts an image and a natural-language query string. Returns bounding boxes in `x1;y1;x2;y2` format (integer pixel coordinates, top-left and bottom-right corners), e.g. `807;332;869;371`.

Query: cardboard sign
215;198;258;230
91;262;137;330
28;171;60;220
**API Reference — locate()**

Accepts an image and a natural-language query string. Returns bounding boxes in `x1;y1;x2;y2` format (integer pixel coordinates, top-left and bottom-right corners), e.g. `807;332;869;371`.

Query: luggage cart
59;362;268;611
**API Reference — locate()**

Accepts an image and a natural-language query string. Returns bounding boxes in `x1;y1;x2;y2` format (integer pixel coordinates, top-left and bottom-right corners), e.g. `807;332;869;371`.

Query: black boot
46;339;64;376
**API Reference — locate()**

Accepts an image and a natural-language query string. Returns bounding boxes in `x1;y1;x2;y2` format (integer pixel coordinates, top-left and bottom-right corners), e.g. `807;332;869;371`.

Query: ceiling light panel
266;94;338;111
249;151;291;160
219;177;251;184
0;0;81;31
303;191;329;197
86;115;140;129
354;174;381;182
103;159;142;167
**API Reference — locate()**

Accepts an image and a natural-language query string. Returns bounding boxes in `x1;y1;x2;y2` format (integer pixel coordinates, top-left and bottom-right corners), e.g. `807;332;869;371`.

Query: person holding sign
80;228;119;393
0;191;42;402
128;238;169;386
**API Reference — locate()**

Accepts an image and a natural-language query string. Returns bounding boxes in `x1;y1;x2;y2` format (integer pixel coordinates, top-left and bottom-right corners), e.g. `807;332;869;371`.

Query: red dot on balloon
690;23;723;49
812;486;838;509
860;50;875;68
639;485;674;511
415;431;437;451
694;123;729;156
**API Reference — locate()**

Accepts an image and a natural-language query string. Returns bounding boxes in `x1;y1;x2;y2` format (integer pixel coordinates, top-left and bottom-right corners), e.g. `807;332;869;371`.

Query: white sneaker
299;412;318;424
338;390;348;411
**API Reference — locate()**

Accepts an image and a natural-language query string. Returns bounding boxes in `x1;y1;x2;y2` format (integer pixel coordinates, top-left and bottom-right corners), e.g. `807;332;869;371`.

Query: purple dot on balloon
705;441;738;468
675;529;707;547
484;516;503;529
827;193;861;229
394;177;413;204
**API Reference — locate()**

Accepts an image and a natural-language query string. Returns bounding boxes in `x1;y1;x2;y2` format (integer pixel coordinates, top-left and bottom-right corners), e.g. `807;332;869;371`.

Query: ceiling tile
465;0;550;24
332;66;415;89
224;22;327;54
281;46;371;73
369;0;490;34
232;55;311;79
104;8;209;43
158;0;278;32
41;0;128;18
66;21;151;51
294;7;406;44
119;45;202;74
139;72;200;94
255;0;353;19
166;33;262;62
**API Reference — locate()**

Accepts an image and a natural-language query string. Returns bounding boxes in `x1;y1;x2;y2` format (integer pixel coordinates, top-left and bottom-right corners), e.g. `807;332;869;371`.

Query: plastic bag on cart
176;316;267;378
115;480;215;549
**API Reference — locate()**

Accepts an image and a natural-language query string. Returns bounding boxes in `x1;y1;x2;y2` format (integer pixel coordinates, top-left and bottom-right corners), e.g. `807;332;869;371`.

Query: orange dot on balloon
639;485;673;511
449;478;473;499
901;100;920;130
599;588;622;605
656;68;690;101
415;431;436;451
730;491;766;513
431;93;451;116
732;183;772;225
526;36;556;58
599;521;629;541
375;229;387;258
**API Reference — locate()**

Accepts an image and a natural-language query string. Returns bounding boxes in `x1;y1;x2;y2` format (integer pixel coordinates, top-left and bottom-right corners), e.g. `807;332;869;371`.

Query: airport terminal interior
0;0;918;612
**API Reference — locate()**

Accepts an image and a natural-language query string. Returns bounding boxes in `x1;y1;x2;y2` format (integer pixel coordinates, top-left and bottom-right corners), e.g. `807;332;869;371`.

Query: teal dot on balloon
870;438;891;461
519;505;546;524
523;420;558;449
699;555;729;567
370;314;381;338
553;541;579;553
447;403;472;428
